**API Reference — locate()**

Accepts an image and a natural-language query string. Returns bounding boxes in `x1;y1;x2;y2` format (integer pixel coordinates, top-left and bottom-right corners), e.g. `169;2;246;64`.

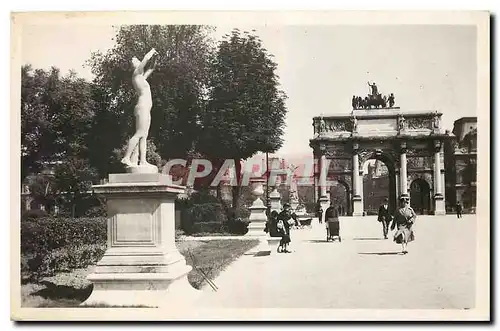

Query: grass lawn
20;239;259;308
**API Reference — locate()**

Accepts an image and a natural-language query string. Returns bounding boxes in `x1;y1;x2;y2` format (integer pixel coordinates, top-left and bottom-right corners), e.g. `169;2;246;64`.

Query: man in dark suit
456;201;463;218
378;198;392;239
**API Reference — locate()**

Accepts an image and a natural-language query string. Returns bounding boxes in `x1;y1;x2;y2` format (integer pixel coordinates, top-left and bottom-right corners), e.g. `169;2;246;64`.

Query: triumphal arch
309;98;452;216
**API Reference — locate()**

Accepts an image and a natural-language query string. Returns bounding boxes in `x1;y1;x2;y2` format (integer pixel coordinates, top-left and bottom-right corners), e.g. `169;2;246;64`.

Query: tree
199;29;288;208
26;173;58;212
21;65;95;180
53;156;98;217
86;25;215;178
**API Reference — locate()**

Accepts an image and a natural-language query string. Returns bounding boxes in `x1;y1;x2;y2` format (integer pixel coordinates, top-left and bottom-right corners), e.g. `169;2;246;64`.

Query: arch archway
329;180;350;216
410;179;431;215
359;150;397;214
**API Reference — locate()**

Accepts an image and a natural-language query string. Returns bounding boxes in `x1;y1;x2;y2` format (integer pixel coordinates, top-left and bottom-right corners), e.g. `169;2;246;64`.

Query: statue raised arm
367;81;378;95
121;48;159;172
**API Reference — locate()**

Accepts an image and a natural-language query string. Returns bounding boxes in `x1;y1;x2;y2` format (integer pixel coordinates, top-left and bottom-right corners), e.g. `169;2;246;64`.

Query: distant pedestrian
391;196;416;254
317;205;324;224
377;198;392;239
276;203;297;253
456;202;463;218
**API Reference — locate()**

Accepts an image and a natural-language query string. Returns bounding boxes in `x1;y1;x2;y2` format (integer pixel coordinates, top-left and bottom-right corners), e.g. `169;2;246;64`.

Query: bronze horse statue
366;93;387;109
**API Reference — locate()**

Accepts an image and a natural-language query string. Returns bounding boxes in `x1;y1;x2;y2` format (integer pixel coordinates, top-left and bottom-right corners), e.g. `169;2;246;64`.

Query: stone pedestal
434;194;446;216
245;178;270;254
269;188;282;213
352;195;363;216
246;179;268;236
81;173;199;308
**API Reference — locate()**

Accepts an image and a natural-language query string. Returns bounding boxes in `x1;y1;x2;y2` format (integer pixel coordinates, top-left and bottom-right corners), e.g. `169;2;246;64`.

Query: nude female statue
121;48;159;169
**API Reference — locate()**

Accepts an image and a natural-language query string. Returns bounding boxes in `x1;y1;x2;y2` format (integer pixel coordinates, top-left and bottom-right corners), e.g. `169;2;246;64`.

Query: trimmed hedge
21;217;107;255
182;203;228;234
191;222;223;233
21;216;107;281
22;244;106;280
21;209;48;221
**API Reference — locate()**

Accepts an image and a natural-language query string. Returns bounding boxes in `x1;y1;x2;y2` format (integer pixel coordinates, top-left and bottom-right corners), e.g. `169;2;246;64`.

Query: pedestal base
246;197;268;237
434;195;446;215
246;222;267;236
352;195;363;216
82;267;199;308
82;173;199;308
246;237;271;255
123;163;159;174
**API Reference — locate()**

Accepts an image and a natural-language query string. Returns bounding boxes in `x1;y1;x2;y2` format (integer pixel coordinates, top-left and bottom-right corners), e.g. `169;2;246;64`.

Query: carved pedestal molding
269;187;282;213
246;178;268;236
81;173;199;308
245;178;271;254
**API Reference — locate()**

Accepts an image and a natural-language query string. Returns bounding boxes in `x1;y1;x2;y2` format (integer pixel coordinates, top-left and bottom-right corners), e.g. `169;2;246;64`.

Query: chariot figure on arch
366;81;386;109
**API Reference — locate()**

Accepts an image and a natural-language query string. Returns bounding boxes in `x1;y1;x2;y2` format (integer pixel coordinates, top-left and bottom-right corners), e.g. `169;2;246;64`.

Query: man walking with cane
378;198;392;239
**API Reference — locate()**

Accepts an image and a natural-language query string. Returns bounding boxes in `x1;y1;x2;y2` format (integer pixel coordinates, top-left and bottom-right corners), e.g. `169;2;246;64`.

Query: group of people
377;196;416;254
266;195;418;255
266;203;299;253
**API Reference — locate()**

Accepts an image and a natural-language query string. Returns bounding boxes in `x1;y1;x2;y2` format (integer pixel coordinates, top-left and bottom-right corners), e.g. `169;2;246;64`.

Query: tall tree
21;65;95;180
53;156;98;217
86;25;215;178
199;29;288;208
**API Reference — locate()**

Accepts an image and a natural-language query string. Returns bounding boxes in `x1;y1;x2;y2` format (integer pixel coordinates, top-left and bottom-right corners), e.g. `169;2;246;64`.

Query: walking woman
391;196;416;254
276;203;296;253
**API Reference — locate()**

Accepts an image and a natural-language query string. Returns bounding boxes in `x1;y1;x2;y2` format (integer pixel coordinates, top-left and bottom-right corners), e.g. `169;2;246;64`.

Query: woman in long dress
391;196;416;254
276;203;296;253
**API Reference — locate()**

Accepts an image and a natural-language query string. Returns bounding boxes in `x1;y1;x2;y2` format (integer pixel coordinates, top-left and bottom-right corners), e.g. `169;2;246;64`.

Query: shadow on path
358;252;402;256
306;240;340;244
352;237;385;241
32;281;93;302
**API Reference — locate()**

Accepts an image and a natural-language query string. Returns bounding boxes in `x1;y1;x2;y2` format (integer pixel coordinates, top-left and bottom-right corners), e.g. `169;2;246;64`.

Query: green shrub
188;203;227;223
21;217;107;255
175;191;220;212
191;222;222;233
182;203;228;234
225;218;250;235
226;204;250;221
23;243;106;281
21;209;48;221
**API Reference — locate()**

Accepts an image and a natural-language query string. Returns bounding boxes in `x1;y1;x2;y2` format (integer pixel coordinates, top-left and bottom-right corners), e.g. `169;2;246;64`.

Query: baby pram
326;219;341;242
324;206;341;242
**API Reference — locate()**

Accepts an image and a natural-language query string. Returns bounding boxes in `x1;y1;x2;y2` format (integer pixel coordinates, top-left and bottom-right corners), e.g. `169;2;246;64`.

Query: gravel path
197;215;476;309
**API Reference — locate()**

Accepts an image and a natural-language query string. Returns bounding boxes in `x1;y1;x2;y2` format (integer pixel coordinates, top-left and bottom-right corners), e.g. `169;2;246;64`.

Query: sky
21;24;477;163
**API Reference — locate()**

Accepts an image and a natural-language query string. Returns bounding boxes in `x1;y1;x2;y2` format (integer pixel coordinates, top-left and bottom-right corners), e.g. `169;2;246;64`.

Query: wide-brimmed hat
399;196;409;202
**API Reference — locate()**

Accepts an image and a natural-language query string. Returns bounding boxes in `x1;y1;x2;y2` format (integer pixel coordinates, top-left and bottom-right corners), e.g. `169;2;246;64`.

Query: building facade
444;117;477;213
310;108;451;216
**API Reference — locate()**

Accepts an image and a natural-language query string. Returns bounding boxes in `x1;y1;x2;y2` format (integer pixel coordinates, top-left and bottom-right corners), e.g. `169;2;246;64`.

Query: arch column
399;142;409;198
433;140;446;215
318;149;330;222
359;169;364;215
395;169;400;203
352;143;363;216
